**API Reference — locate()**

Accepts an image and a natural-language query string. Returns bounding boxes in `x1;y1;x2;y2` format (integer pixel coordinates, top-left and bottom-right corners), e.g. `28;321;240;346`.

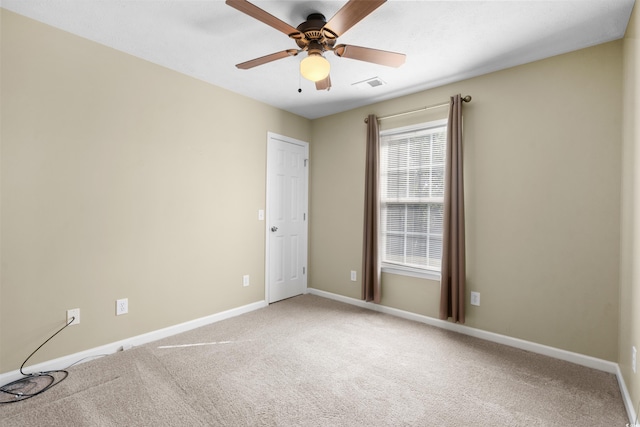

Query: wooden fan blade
226;0;301;38
236;50;298;70
315;75;332;91
334;44;405;67
324;0;386;38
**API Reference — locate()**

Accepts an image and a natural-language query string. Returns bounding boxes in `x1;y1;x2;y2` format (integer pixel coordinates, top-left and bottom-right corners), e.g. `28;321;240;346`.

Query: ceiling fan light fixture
227;0;404;91
300;53;330;82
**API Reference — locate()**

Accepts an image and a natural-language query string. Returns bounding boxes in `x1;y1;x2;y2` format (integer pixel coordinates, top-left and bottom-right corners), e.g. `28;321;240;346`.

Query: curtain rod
364;95;472;123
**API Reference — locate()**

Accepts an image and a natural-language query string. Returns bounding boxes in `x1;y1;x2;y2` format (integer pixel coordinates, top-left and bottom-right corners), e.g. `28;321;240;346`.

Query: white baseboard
617;364;639;427
0;300;268;386
306;287;637;425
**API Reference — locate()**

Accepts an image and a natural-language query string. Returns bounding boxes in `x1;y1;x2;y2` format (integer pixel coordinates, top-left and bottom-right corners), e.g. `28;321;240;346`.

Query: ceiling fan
225;0;406;91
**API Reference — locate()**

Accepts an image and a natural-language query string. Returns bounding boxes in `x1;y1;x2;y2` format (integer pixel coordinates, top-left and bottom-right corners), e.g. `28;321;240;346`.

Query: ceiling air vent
352;77;387;89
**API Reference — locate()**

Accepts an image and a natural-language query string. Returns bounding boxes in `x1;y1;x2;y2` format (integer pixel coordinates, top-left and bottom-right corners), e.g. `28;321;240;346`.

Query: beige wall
621;2;640;413
0;10;311;371
310;41;623;361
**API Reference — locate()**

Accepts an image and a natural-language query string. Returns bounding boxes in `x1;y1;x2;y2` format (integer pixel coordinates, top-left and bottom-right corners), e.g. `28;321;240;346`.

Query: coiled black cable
0;316;75;403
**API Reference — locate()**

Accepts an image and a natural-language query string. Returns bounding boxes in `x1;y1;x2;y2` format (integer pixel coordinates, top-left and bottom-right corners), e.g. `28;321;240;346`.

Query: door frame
265;132;309;304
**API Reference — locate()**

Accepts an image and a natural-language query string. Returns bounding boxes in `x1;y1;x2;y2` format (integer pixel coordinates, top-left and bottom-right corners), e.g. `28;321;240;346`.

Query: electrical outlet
243;275;250;287
67;308;80;325
116;298;128;316
350;270;357;281
470;292;481;306
633;346;637;374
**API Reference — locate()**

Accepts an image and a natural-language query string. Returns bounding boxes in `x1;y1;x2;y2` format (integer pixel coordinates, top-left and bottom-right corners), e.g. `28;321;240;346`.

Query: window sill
381;265;441;282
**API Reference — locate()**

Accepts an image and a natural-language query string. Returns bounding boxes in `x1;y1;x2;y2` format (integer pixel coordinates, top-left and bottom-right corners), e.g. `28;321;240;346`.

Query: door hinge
304;159;308;167
303;213;306;221
303;266;306;275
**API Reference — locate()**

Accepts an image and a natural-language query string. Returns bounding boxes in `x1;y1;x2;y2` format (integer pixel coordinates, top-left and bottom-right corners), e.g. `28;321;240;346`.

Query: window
380;119;446;278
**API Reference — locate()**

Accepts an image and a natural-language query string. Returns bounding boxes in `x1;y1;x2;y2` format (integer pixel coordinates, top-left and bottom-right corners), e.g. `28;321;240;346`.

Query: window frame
379;119;447;281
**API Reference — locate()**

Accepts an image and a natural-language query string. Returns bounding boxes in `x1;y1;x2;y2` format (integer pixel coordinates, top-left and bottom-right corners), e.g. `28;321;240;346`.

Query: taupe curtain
362;114;381;303
439;95;466;323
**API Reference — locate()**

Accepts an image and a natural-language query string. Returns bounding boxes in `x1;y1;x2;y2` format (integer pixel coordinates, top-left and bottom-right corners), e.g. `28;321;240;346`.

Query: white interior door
266;133;308;303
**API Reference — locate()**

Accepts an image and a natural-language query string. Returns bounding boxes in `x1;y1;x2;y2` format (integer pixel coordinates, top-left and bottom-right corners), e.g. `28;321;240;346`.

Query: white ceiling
1;0;635;119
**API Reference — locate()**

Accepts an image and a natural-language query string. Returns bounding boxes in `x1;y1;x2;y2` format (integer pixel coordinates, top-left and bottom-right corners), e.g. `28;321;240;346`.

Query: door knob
271;226;278;232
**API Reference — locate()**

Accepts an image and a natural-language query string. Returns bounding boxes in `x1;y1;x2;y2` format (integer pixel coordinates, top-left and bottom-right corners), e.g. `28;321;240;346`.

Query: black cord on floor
0;317;75;404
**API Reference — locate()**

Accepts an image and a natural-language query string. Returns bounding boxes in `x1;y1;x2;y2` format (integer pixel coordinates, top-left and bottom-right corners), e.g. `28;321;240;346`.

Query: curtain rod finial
462;95;472;102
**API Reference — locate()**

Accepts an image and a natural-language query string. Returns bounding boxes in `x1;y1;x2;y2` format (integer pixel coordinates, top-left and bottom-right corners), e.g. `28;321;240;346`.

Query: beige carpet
0;294;629;426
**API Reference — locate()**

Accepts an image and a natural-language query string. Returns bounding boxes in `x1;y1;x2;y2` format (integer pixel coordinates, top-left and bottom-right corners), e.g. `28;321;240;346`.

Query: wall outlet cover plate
470;292;480;306
67;308;80;325
116;298;128;316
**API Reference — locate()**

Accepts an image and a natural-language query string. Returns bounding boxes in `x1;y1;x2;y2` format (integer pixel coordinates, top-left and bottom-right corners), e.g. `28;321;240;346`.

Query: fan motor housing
295;13;336;49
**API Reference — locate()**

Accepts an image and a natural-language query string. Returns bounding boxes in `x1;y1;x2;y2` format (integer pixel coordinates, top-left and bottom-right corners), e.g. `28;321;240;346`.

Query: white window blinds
380;120;447;271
